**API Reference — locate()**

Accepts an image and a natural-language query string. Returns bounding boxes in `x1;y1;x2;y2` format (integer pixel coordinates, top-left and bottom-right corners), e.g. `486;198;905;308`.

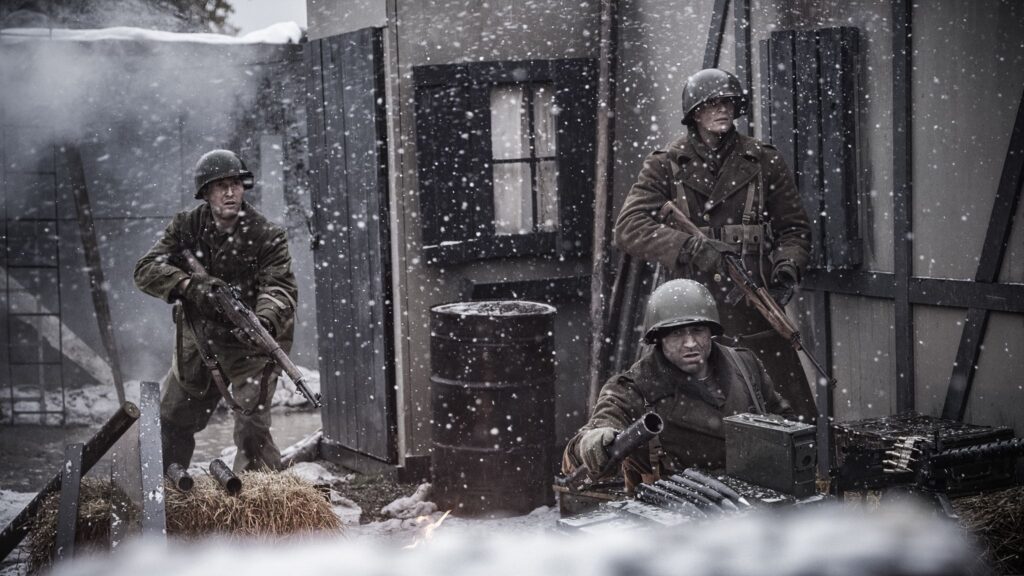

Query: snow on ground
0;22;303;44
0;461;981;575
46;502;976;576
0;490;33;529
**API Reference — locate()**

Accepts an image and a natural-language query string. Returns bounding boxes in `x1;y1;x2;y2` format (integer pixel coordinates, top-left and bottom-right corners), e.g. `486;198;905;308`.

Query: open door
305;27;396;466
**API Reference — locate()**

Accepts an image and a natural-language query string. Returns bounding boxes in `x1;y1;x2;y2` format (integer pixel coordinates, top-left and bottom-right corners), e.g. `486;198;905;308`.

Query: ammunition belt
698;223;773;251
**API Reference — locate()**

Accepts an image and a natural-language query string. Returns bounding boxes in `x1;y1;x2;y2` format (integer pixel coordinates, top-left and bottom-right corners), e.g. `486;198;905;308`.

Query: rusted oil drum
430;300;557;516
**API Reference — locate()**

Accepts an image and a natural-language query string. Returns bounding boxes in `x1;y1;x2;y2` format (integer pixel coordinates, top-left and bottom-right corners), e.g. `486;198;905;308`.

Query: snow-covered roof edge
0;21;303;45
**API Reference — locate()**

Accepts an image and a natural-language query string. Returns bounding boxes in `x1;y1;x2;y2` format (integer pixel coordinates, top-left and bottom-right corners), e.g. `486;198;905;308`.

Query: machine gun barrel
166;463;194;492
209;459;242;495
181;248;322;408
928;437;1024;467
557;412;664;489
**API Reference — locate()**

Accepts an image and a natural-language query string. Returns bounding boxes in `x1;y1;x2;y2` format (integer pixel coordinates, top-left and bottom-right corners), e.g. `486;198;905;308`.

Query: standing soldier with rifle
135;149;299;473
614;68;816;421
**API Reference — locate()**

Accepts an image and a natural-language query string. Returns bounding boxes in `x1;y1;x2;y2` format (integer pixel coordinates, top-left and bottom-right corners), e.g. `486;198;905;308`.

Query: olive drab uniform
563;343;794;491
134;201;297;473
614;129;816;421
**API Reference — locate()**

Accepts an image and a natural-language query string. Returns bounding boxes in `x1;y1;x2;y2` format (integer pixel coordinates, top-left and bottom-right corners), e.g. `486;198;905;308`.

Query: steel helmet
681;68;749;126
193;149;254;199
642;279;722;343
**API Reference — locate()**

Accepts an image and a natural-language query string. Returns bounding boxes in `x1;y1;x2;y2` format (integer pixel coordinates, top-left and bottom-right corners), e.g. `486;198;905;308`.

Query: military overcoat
134;201;298;402
563;343;793;479
614;131;816;419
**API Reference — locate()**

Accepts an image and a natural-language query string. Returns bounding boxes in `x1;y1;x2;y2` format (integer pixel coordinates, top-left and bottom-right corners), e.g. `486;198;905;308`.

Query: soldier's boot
233;410;282;473
230;363;282;473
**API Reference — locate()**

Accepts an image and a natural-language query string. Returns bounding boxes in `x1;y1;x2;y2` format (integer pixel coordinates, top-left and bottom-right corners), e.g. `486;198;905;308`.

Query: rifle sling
719;346;766;415
183;307;255;416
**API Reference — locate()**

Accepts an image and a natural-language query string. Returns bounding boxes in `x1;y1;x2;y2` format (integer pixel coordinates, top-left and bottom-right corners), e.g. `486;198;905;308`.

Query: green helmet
642;279;722;343
193;149;254;199
681;68;749;126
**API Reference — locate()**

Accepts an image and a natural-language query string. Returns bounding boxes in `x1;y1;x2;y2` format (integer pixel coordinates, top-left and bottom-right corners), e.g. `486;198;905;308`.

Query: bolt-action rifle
181;248;322;408
658;200;837;393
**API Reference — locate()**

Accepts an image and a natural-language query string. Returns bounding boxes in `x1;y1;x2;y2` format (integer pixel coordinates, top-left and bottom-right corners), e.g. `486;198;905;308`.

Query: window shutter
551;59;598;258
413;65;488;247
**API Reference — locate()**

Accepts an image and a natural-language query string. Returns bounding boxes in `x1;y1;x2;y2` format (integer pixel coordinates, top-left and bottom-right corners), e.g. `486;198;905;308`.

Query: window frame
412;58;597;265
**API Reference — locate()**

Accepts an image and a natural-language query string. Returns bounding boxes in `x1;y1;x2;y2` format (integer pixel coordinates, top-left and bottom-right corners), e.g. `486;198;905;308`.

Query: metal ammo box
724;413;817;498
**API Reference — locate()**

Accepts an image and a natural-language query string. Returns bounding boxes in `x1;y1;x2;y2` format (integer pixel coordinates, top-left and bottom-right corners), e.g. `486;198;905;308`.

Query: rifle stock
181;248;323;408
658;201;836;389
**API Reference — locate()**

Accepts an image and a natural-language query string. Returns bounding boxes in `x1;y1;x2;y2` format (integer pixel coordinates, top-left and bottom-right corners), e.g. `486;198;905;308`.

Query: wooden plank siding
306;28;396;463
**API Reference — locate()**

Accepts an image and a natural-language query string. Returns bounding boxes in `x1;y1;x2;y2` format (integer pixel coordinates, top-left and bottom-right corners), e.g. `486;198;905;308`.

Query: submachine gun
658;200;837;395
181;248;322;409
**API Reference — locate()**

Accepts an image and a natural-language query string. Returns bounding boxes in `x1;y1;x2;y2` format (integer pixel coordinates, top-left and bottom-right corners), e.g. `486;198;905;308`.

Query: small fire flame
403;510;451;549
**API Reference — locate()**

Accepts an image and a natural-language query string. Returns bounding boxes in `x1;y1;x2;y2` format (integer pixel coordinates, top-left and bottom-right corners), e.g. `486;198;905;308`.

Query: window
490;84;559;235
413;59;597;264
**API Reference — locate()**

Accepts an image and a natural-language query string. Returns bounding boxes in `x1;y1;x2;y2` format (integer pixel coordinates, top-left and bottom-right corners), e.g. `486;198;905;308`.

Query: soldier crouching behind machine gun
563;279;794;492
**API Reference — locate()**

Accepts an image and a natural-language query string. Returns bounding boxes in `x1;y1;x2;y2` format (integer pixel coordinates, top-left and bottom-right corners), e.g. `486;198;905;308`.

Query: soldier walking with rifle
134;149;303;473
614;68;817;421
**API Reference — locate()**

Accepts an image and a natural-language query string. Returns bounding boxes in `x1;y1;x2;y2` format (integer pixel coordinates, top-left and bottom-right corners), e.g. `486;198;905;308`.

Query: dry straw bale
953;486;1024;575
28;478;117;572
165;471;341;538
29;470;341;572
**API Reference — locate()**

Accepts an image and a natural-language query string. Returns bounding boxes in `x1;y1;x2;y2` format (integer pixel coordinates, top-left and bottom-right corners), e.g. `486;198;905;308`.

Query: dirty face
204;176;245;223
694;97;736;136
660;324;713;378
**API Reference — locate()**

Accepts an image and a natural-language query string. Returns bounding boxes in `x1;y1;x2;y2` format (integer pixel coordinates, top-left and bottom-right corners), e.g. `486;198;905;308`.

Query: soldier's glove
257;314;276;338
769;261;799;306
771;260;799;287
184;274;227;319
579;427;618;475
682;235;737;275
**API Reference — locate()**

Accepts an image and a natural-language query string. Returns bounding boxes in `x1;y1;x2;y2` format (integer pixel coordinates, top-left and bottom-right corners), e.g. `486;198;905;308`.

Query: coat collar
629;342;735;404
197;201;261;256
665;131;764;212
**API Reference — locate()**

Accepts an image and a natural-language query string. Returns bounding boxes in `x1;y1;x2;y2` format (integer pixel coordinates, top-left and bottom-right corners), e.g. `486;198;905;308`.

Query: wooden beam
587;0;620;409
910;278;1024;313
733;0;753;135
892;0;915;413
804;271;1024;314
703;0;730;69
942;87;1024;421
54;443;83;562
64;145;125;405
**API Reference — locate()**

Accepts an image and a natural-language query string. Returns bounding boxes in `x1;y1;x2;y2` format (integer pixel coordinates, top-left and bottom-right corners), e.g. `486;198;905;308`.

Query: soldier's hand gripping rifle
181;248;323;408
659;201;837;392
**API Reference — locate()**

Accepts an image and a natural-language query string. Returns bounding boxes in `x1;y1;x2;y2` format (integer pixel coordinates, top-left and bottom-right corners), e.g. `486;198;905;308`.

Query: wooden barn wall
0;38;315;394
913;0;1024;432
611;0;1024;432
611;0;903;417
301;0;1024;459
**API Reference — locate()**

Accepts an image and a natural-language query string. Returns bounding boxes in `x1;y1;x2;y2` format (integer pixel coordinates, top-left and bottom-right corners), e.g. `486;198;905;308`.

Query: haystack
29;471;341;572
954;486;1024;575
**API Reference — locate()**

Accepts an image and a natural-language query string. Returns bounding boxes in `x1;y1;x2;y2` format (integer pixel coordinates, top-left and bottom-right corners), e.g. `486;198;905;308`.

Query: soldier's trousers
159;363;282;474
